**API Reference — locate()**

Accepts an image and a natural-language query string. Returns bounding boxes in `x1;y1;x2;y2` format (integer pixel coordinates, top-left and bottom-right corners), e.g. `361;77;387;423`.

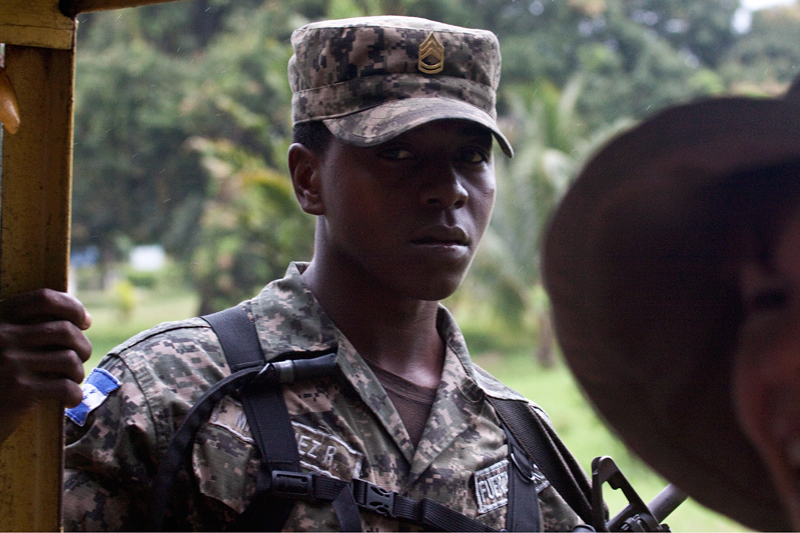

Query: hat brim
543;96;800;532
322;97;514;158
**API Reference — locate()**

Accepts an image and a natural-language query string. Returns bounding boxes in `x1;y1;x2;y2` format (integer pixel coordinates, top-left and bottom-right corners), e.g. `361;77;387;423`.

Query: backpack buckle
271;471;315;501
363;484;396;517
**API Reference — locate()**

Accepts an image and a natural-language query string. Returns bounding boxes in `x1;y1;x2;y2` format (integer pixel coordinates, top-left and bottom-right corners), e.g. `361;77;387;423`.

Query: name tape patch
65;368;121;427
474;459;510;514
293;422;364;481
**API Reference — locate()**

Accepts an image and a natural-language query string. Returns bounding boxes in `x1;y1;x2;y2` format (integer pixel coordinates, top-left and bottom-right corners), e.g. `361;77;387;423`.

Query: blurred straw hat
543;85;800;531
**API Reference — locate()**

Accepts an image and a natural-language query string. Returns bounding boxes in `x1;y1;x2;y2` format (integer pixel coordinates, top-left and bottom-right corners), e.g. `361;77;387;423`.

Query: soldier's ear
288;143;324;216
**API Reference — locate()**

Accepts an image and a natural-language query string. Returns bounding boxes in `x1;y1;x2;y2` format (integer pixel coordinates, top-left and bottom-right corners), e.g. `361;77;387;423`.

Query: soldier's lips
410;226;469;247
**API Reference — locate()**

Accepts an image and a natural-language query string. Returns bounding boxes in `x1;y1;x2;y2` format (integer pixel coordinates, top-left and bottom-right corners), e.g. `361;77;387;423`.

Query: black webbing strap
490;398;593;525
156;306;545;532
149;364;263;530
505;426;542;531
202;307;362;531
204;306;297;530
259;471;497;532
349;479;495;532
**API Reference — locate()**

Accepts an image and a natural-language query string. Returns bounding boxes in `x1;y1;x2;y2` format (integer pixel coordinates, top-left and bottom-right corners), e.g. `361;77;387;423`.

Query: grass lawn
80;286;200;369
80;286;748;531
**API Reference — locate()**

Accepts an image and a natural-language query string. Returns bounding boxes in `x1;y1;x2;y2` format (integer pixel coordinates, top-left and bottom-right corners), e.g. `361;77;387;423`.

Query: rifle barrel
650;484;687;523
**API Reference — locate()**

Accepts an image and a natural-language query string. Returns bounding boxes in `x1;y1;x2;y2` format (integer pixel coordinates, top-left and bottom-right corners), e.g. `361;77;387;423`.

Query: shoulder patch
65;368;121;427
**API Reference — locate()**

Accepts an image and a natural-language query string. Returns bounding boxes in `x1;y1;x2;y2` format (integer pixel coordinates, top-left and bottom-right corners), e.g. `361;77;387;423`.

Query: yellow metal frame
0;0;183;529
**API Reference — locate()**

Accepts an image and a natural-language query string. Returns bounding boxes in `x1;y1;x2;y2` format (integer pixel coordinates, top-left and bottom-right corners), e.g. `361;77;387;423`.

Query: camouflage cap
288;16;513;157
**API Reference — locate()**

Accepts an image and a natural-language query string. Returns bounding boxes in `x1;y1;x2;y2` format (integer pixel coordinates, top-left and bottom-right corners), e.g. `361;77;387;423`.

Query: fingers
0;288;91;330
30;377;84;408
0;321;92;363
1;371;85;409
0;289;94;413
5;348;87;383
0;348;87;408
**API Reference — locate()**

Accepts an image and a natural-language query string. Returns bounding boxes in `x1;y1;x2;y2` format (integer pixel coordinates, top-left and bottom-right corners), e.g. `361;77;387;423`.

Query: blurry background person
543;82;800;531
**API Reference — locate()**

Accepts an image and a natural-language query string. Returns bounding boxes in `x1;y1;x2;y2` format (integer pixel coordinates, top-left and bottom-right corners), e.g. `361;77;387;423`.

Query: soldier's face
733;201;800;530
313;119;496;301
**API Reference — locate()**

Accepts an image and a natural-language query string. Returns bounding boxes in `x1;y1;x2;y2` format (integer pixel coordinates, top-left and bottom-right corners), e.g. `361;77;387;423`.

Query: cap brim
543;96;800;532
322;97;514;158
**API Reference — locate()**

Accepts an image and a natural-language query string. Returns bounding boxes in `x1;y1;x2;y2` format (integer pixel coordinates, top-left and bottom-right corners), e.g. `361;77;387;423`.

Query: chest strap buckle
351;479;397;518
365;484;396;517
272;471;315;501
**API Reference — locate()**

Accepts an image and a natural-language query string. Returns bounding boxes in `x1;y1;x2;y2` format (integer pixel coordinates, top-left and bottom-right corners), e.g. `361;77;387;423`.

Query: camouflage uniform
63;263;581;531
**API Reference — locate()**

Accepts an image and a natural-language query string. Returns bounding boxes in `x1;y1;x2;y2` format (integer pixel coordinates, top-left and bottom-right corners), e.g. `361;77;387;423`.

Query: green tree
188;138;315;314
720;3;800;95
70;0;755;318
72;1;304;299
622;0;739;68
72;19;206;267
453;77;632;355
396;0;726;129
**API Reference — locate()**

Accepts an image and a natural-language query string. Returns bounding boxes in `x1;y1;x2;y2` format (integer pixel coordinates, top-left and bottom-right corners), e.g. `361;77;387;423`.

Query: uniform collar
250;261;526;403
250;262;340;358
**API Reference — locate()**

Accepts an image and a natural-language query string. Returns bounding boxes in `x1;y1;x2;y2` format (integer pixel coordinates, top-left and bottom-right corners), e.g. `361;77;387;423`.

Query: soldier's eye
458;147;489;164
380;147;414;160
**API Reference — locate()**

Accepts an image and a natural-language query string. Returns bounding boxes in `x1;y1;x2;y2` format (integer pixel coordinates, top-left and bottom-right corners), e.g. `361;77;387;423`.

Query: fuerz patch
65;368;120;427
474;459;510;514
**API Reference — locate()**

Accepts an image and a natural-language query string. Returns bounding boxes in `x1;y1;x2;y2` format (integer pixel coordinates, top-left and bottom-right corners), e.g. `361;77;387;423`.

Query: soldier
9;16;591;531
543;83;800;531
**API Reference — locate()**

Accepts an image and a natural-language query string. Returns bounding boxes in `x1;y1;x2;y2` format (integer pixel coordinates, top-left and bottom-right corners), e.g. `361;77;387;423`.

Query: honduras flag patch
66;368;121;427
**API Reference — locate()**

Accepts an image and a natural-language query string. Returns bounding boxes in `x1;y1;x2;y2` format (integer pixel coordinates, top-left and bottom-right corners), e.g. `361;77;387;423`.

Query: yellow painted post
63;0;188;16
0;42;76;531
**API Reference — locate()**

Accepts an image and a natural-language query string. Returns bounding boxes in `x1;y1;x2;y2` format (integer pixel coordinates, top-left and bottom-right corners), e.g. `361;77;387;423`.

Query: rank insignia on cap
418;32;444;74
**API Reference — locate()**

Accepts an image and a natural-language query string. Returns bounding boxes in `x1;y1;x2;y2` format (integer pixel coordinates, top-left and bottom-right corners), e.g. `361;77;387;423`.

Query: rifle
589;456;687;532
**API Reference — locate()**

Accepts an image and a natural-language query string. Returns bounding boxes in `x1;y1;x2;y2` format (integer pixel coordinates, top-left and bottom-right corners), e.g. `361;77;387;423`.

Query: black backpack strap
202;306;360;531
149;363;264;530
204;306;265;371
490;398;594;525
504;425;542;531
349;479;495;532
149;307;349;531
203;306;297;529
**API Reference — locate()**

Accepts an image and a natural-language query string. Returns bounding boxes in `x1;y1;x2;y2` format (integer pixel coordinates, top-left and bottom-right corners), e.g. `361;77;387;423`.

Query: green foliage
126;270;158;289
112;279;138;321
187;138;315;314
720;4;800;95
73;1;307;307
73;18;206;262
460;76;631;331
71;0;800;323
397;0;725;129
